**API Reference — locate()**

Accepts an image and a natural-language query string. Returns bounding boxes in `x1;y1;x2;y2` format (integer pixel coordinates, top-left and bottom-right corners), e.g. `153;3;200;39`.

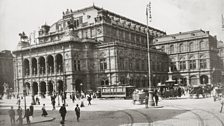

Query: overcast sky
0;0;223;51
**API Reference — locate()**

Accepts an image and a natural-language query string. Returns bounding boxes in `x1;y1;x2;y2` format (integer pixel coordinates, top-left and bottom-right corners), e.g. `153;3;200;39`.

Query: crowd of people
6;91;95;126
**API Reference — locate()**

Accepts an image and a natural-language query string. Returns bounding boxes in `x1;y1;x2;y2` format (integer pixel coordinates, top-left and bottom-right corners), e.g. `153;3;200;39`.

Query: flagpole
146;1;155;107
222;14;224;31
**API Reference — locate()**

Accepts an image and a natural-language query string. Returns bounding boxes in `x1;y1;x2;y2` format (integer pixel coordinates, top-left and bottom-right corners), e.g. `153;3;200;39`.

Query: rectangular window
189;60;196;69
78;60;81;71
100;59;107;70
129;60;132;70
179;61;186;70
74;60;77;71
200;59;207;69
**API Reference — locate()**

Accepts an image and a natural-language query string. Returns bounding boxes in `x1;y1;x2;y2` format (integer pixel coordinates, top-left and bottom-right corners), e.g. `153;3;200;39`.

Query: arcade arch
57;80;64;94
31;58;37;75
200;75;208;84
47;55;54;74
190;75;197;86
23;59;30;75
56;54;63;73
32;82;38;95
48;81;54;95
75;79;82;93
40;81;46;94
39;57;45;74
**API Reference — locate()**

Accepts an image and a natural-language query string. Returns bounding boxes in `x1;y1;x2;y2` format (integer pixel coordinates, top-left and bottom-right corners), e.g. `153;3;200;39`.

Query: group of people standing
59;104;81;125
8;104;33;126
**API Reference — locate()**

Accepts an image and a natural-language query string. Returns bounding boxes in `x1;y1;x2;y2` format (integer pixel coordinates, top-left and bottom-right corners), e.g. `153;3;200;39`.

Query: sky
0;0;224;51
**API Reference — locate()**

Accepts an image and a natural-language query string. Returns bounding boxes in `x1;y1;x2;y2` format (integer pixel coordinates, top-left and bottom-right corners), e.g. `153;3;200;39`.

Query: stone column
30;82;33;96
54;55;57;74
197;74;200;85
196;59;199;70
208;74;211;84
38;81;41;95
186;75;190;86
46;83;49;95
37;57;40;75
45;56;48;75
29;59;32;76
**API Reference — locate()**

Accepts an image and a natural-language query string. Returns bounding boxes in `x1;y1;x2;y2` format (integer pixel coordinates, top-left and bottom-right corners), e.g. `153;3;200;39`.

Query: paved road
1;96;224;126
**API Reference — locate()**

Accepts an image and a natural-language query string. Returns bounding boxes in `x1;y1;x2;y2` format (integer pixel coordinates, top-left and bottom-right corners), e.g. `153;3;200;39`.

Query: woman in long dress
41;104;48;117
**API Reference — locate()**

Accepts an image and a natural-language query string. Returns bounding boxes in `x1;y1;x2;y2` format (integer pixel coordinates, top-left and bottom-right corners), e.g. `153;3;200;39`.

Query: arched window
179;44;184;52
170;45;174;54
179;56;186;70
189;55;196;70
200;40;206;50
200;55;207;69
189;42;194;52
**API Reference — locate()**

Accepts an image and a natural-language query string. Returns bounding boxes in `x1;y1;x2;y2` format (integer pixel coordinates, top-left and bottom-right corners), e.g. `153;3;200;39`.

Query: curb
24;117;55;125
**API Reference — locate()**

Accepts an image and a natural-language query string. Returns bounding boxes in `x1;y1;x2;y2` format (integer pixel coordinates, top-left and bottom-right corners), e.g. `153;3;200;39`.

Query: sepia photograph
0;0;224;125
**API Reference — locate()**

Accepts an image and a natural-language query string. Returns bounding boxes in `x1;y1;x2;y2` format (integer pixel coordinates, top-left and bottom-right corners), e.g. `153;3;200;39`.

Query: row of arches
23;79;84;96
168;40;206;54
23;54;63;76
190;75;208;85
24;80;64;95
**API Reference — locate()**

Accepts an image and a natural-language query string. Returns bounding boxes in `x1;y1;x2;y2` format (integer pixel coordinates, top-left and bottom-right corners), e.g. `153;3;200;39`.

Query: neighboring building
153;30;221;86
13;6;168;96
217;40;224;83
0;50;14;90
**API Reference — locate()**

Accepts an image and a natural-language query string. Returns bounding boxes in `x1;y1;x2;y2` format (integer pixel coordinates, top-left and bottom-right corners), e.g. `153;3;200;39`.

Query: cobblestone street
1;96;224;126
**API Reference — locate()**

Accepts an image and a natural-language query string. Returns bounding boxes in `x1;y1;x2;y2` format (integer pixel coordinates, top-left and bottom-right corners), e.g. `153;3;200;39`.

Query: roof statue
19;32;28;41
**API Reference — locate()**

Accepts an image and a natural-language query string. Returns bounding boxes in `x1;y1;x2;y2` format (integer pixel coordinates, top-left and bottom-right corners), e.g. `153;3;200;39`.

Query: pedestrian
41;104;48;117
154;90;159;106
75;104;80;122
29;104;34;117
8;106;15;126
71;93;75;103
16;106;23;126
24;109;31;125
51;95;56;110
220;97;224;113
87;96;92;105
36;96;40;105
59;104;67;123
17;98;21;106
145;95;149;108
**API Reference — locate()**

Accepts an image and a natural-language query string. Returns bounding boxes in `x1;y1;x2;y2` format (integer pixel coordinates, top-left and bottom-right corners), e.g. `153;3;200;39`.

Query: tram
97;85;135;98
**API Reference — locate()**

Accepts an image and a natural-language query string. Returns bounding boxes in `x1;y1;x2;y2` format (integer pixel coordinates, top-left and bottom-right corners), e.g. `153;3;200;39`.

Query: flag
146;2;152;22
222;14;224;29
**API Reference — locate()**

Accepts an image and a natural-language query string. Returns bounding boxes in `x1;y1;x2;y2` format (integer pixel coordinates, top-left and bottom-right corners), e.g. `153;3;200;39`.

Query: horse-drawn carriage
189;84;213;98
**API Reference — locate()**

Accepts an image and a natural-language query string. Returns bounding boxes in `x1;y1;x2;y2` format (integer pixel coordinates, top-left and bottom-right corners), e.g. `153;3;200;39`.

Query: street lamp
146;2;155;106
23;86;27;110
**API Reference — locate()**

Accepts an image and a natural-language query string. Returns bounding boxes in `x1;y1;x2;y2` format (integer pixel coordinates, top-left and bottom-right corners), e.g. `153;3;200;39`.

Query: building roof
153;29;212;44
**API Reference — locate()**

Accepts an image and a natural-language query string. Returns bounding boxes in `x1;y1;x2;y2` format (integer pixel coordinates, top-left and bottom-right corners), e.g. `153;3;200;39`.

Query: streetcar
97;85;135;98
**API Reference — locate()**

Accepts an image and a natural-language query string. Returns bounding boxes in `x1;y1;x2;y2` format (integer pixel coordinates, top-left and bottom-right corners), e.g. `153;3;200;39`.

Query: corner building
153;30;221;86
13;6;168;96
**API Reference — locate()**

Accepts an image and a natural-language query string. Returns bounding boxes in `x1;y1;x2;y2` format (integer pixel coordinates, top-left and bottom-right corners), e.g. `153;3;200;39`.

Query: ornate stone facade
13;6;168;96
153;30;221;86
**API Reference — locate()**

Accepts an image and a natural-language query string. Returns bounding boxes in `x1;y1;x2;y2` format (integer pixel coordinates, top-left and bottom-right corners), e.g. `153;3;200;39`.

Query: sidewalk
0;115;55;126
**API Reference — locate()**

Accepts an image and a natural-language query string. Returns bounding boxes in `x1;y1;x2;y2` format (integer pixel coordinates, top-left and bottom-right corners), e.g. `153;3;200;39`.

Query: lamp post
80;83;83;93
57;82;60;107
23;86;27;110
146;2;155;106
